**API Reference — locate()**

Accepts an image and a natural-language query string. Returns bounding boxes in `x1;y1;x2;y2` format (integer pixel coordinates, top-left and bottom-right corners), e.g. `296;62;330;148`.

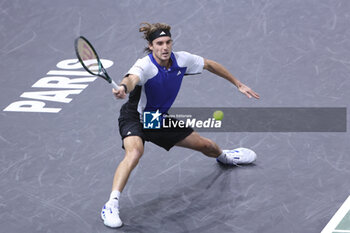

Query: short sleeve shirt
126;51;204;115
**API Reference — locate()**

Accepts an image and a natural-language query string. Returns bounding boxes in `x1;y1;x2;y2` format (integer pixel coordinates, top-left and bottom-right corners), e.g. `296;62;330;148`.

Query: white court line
333;230;350;233
322;195;350;233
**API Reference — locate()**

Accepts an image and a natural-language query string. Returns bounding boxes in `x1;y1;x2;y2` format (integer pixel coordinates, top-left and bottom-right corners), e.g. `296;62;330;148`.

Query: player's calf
197;138;221;158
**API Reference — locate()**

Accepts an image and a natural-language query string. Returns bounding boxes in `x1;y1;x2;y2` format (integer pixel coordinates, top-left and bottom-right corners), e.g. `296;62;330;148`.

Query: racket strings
75;37;111;82
77;39;100;74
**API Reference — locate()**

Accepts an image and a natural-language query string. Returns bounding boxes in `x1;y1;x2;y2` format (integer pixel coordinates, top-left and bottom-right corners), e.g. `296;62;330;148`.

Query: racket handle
111;80;120;90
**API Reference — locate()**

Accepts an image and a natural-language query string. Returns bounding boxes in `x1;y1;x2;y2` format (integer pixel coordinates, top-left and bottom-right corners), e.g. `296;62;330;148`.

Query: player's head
139;22;172;54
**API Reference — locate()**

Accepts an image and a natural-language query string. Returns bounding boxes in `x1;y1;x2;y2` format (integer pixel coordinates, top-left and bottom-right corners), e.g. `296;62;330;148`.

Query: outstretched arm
203;59;260;99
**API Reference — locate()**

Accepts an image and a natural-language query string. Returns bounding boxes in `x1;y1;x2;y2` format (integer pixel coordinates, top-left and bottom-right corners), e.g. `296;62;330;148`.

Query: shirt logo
177;71;182;76
143;109;162;129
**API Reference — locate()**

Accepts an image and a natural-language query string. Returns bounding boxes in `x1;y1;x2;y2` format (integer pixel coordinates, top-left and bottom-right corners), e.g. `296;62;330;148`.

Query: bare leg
102;137;143;228
112;136;144;192
175;132;222;158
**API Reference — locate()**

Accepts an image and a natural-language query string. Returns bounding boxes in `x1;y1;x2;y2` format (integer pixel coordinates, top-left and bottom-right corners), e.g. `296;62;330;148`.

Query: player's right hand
113;87;126;99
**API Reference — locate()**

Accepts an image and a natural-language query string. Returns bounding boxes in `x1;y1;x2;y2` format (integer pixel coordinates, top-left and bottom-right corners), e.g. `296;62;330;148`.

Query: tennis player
101;22;260;228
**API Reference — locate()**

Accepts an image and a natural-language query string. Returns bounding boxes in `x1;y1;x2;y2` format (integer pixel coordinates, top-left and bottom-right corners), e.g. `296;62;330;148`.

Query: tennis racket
74;36;120;90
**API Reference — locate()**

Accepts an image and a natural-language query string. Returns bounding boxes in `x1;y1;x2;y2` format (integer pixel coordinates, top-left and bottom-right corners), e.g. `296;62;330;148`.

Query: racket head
74;36;112;83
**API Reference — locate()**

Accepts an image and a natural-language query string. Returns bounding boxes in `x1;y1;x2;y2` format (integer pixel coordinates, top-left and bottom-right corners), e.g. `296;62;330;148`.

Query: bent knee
124;148;143;167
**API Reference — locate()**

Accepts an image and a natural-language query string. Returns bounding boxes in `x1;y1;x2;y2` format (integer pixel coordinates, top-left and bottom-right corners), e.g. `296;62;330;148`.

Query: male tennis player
101;22;260;228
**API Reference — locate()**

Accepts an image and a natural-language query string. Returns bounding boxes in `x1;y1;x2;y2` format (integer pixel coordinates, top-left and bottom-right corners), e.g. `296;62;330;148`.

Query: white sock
217;151;228;164
109;190;121;209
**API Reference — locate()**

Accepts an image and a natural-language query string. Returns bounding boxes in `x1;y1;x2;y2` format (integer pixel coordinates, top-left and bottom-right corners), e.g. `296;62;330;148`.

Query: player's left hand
238;83;260;99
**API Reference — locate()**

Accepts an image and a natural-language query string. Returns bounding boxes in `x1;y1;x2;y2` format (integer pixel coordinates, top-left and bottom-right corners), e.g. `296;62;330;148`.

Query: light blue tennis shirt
126;51;204;116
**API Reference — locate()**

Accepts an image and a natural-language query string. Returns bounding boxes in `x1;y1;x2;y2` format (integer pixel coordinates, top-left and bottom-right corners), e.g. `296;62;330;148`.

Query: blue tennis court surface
1;0;349;232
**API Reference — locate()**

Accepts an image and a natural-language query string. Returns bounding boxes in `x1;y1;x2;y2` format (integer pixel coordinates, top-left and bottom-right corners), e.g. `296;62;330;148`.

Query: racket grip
111;80;120;90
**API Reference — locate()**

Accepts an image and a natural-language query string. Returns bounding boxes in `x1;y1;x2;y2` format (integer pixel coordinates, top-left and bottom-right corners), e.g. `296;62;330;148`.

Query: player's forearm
120;74;139;93
204;59;242;88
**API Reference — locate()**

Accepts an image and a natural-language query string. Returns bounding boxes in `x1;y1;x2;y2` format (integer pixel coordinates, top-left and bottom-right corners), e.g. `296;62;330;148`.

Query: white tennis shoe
217;148;257;165
101;199;123;228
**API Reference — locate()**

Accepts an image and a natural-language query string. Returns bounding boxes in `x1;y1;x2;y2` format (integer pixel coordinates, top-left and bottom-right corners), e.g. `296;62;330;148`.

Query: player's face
149;36;173;66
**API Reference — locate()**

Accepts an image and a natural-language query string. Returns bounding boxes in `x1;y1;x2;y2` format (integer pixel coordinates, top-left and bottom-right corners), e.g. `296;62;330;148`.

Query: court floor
1;0;350;232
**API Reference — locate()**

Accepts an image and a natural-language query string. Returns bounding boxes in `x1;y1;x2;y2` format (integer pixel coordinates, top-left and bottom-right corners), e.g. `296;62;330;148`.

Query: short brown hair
139;22;171;53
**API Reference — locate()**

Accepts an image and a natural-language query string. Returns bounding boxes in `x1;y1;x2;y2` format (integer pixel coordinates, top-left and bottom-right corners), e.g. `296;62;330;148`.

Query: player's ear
148;42;153;51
